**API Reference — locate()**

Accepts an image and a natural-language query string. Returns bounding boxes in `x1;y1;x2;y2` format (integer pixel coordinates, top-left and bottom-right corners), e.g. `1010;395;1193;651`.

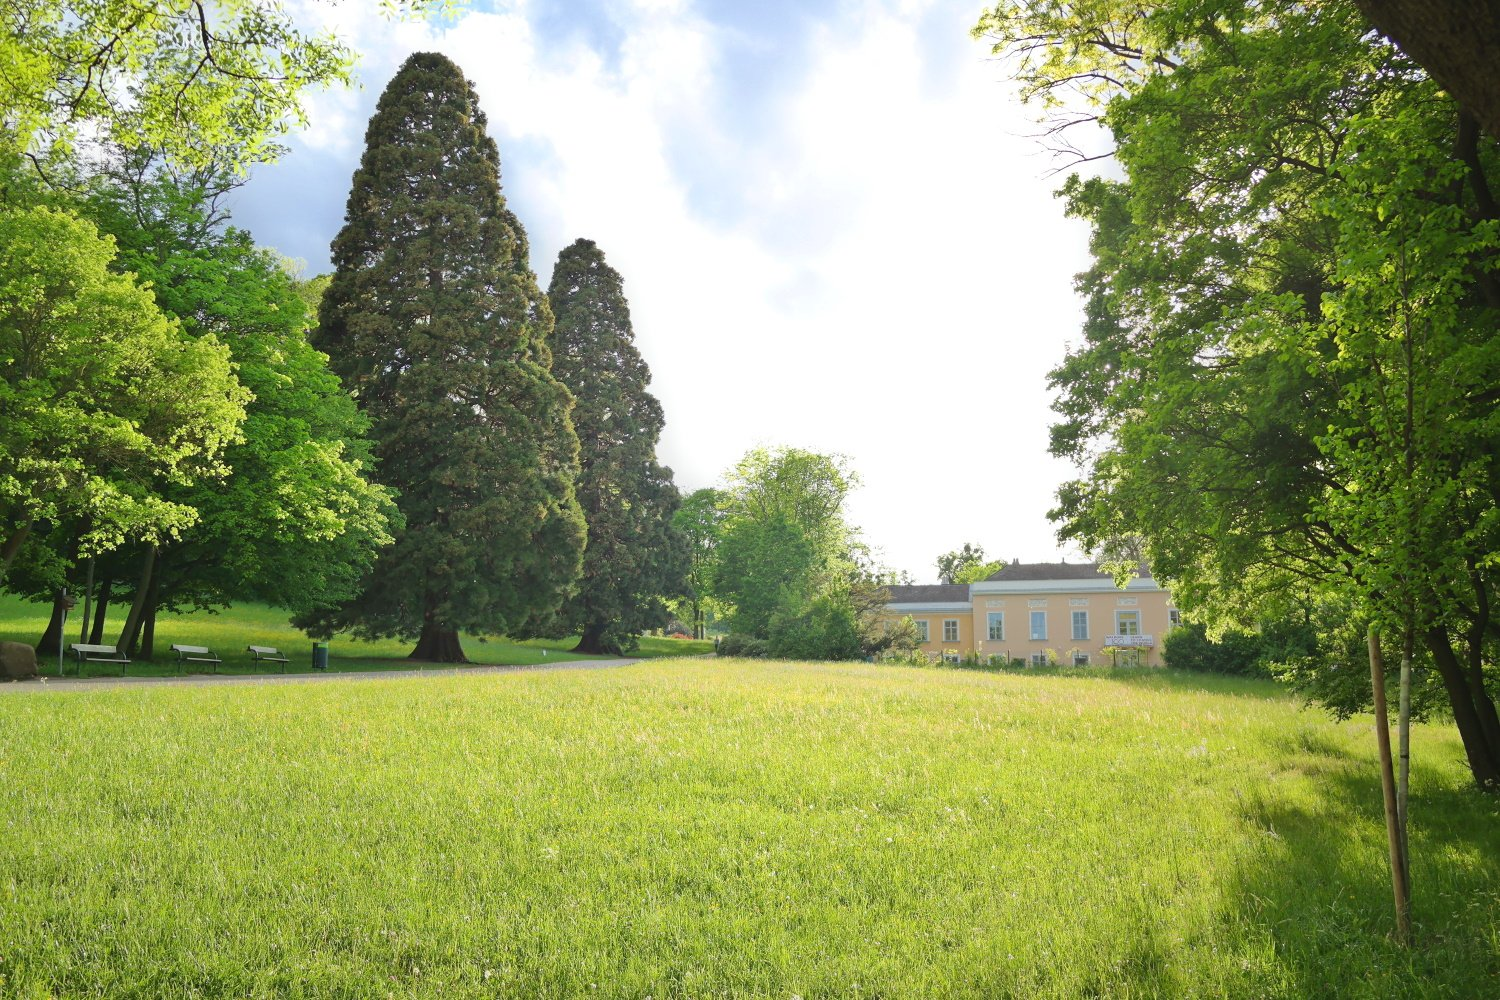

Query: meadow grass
0;659;1496;998
0;593;712;676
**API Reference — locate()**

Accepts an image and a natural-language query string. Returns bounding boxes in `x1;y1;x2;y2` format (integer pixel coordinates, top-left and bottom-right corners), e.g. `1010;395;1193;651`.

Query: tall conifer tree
540;239;685;654
309;52;585;662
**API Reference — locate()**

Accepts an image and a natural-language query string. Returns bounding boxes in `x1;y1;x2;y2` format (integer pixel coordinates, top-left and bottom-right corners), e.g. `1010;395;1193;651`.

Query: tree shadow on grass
996;664;1290;700
1102;667;1290;699
1216;757;1500;998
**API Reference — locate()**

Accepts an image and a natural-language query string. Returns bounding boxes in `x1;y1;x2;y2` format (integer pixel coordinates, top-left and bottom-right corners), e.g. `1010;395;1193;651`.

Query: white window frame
1030;610;1048;641
987;612;1005;641
1169;608;1182;629
913;619;929;642
1071;610;1089;640
943;619;960;643
1030;652;1049;666
1073;652;1091;666
1116;610;1141;636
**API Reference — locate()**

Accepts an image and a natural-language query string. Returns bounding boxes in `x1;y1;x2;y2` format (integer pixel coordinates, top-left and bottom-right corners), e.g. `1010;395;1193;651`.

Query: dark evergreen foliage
535;238;686;655
306;52;586;662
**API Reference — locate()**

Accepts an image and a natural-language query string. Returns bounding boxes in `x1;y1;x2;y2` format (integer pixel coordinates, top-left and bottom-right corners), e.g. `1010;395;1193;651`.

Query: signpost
57;588;76;676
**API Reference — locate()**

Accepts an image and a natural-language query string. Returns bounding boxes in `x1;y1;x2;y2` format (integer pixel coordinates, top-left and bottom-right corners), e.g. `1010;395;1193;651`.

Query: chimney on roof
1013;557;1018;565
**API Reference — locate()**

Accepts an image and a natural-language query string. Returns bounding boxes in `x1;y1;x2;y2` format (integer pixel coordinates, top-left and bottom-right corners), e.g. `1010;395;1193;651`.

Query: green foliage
764;578;918;662
953;559;1004;585
715;633;769;658
981;0;1500;786
1163;623;1273;678
1;663;1496;996
77;164;398;617
307;53;585;658
532;238;686;655
767;593;863;661
0;0;355;172
712;447;860;638
714;514;819;637
672;486;724;639
936;542;987;585
0;204;246;565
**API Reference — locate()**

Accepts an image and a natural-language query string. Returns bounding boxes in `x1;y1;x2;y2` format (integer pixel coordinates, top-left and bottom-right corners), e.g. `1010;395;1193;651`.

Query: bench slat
69;644;130;674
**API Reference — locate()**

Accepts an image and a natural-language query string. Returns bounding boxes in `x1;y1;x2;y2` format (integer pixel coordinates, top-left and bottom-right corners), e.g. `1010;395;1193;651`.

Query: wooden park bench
247;645;290;671
171;644;222;673
70;643;131;675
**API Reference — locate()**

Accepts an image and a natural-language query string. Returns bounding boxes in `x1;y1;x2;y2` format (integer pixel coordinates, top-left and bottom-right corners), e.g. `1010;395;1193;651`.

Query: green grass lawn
0;593;712;676
0;660;1495;998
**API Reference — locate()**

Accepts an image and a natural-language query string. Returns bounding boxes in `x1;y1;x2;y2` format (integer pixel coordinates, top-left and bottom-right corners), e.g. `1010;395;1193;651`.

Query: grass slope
0;660;1496;998
0;594;711;675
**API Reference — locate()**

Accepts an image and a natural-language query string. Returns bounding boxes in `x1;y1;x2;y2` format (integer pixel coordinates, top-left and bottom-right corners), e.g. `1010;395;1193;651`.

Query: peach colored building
881;562;1177;666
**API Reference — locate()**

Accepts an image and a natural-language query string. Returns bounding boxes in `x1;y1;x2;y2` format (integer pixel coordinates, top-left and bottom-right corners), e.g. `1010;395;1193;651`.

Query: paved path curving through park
0;657;642;693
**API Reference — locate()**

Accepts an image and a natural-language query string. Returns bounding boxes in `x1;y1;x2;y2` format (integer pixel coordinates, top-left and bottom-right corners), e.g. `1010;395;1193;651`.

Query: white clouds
245;0;1098;580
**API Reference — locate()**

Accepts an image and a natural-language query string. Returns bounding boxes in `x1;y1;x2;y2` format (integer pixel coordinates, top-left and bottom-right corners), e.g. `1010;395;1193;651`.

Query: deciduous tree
713;447;860;638
673;487;724;639
976;0;1500;789
0;0;353;172
0;204;246;586
89;168;398;633
936;542;987;585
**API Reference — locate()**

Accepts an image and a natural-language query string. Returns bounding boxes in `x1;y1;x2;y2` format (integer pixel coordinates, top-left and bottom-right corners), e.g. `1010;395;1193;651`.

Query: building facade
881;562;1177;666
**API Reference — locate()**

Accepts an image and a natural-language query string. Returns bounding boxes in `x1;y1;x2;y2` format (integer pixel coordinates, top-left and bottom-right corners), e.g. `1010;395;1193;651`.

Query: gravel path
0;657;642;693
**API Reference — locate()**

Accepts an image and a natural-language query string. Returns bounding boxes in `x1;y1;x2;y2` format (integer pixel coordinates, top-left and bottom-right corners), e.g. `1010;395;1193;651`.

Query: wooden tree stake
1368;625;1411;944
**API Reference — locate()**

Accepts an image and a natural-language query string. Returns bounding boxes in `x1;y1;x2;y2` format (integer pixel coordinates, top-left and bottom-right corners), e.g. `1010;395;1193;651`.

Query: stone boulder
0;641;38;679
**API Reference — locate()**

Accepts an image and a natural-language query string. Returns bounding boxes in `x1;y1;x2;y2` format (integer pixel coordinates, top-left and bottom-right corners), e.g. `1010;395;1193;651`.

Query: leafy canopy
0;204;246;563
977;0;1500;786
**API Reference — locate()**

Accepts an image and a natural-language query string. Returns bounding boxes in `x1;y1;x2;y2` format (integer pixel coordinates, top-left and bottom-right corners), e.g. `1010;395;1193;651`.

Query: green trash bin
312;641;329;671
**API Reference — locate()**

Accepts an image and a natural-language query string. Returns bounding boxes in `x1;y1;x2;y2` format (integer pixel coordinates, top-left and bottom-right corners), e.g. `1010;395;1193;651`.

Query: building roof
982;561;1114;583
883;584;971;604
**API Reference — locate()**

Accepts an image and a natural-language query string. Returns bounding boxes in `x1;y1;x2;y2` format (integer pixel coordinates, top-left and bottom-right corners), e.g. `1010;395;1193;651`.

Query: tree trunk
36;592;68;658
1466;639;1500;759
1397;629;1412;901
116;545;158;658
89;579;112;645
0;520;32;584
1354;1;1500;143
78;556;96;644
1425;626;1500;790
410;620;467;663
574;620;615;655
139;575;160;661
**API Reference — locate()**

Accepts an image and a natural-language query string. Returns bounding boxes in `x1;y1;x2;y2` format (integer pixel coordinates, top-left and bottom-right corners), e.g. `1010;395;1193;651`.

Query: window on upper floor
913;619;929;642
987;612;1005;641
1030;610;1047;641
1071;610;1089;640
943;619;960;642
1117;610;1141;635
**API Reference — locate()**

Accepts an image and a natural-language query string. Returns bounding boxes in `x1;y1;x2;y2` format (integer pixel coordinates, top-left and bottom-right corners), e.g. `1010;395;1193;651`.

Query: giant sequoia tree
538;238;685;654
310;52;585;662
